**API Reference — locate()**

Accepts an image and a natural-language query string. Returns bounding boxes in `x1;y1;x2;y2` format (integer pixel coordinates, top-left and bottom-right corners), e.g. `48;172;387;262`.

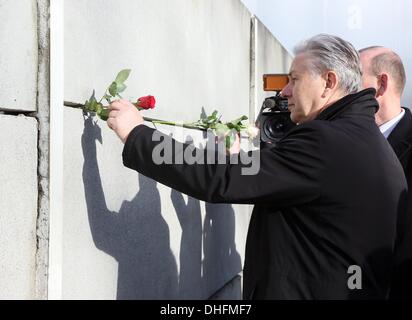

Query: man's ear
376;74;388;97
322;71;338;97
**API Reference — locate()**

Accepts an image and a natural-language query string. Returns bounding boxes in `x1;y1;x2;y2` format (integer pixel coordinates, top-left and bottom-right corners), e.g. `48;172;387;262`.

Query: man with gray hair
107;34;407;299
360;46;412;299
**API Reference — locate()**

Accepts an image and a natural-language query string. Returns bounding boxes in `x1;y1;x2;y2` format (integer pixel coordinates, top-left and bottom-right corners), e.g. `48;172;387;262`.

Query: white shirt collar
379;109;406;139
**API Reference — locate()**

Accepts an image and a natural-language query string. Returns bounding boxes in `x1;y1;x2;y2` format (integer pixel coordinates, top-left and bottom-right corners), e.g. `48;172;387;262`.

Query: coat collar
387;107;412;162
315;88;379;121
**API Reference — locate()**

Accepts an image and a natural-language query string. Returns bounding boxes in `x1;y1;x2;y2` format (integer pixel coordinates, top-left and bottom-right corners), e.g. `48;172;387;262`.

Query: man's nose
281;84;291;97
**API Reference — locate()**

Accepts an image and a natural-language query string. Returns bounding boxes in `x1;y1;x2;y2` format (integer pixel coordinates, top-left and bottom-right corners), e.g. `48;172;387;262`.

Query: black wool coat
122;89;407;299
387;107;412;299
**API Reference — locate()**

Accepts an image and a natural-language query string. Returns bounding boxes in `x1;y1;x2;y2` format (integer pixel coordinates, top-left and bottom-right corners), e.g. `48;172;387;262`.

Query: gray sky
241;0;412;106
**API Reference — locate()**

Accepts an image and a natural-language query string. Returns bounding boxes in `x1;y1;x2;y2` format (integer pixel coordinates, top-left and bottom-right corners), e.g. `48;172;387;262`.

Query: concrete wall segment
0;0;38;112
0;114;38;299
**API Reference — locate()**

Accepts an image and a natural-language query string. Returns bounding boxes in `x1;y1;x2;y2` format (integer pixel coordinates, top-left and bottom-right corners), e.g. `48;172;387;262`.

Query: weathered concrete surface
62;0;252;300
35;0;50;300
60;0;291;299
0;0;38;112
0;114;38;299
251;17;293;123
64;0;251;122
62;108;250;300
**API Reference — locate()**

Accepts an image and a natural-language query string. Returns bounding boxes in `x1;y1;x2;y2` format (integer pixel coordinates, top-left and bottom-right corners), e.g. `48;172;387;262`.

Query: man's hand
107;99;144;143
216;132;241;155
228;133;241;155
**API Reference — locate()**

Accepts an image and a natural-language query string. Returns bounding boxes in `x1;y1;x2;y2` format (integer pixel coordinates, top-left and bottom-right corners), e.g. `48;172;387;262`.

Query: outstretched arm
107;99;323;206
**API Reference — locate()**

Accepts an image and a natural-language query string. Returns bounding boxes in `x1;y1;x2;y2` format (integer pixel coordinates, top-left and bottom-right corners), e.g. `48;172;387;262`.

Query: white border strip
252;16;259;122
48;0;64;300
249;15;259;123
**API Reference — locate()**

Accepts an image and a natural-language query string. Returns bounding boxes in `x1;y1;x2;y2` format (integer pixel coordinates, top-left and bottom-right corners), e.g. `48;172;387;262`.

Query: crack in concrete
34;0;50;300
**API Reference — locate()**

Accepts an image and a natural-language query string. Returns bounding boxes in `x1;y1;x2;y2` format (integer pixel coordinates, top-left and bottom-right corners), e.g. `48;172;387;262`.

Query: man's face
281;53;327;124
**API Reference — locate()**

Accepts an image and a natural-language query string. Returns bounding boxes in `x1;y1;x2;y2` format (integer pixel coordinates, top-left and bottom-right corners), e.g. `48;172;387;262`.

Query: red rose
137;95;156;109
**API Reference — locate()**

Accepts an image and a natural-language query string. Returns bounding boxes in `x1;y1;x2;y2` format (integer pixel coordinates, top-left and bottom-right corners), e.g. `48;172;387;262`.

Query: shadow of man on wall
81;118;178;299
170;189;202;299
202;202;243;299
170;132;243;299
170;190;243;300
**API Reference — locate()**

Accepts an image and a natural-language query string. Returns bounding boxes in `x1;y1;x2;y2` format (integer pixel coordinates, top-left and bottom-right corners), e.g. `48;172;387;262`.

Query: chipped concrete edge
35;0;50;300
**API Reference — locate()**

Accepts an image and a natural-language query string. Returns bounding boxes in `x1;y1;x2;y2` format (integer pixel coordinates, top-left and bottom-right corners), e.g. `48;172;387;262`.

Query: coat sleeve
122;124;325;206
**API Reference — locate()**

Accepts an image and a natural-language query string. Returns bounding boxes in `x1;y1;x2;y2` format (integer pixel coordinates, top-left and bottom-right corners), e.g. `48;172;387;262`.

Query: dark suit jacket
387;107;412;299
122;89;407;299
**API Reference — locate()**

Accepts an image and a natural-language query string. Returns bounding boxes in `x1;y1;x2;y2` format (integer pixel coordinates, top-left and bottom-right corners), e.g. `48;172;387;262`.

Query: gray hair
294;34;362;94
359;46;406;95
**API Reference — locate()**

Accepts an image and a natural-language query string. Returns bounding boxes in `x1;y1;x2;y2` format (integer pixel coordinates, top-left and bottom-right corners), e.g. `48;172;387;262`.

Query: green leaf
203;111;221;126
98;107;110;121
225;131;236;149
226;124;240;132
207;111;219;122
95;103;103;113
108;82;118;96
84;100;90;110
103;94;112;103
85;90;98;112
115;69;131;84
117;83;127;93
214;123;230;137
194;122;208;130
229;115;248;126
206;117;215;125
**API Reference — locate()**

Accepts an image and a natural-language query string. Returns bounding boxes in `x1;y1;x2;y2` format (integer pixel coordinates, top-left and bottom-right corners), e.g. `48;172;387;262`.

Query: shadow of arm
81;118;122;256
